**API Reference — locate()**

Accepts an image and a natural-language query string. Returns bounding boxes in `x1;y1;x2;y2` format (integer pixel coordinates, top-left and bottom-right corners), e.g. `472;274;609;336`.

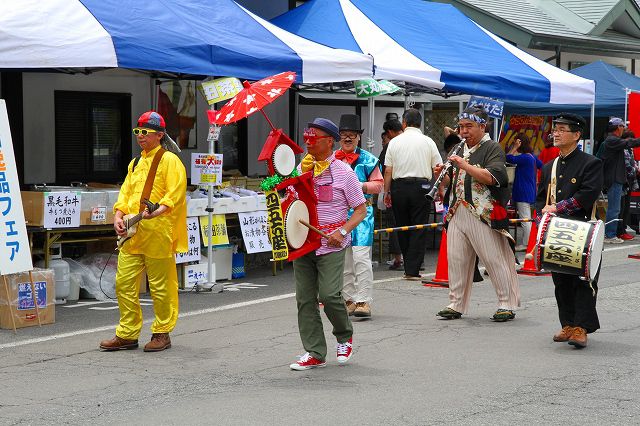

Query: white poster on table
175;217;201;264
238;211;271;254
191;153;223;185
43;191;81;229
0;100;32;274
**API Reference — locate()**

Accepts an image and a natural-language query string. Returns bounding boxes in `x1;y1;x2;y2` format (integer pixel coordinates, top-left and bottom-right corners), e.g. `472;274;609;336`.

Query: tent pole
203;112;223;293
625;88;630;123
294;91;300;147
589;102;595;155
368;97;375;152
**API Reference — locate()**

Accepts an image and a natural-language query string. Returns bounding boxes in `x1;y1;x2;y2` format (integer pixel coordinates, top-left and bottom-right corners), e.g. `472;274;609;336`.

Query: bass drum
535;213;604;281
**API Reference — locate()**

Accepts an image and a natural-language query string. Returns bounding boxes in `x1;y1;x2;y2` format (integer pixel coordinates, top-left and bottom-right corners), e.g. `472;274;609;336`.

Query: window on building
55;91;132;184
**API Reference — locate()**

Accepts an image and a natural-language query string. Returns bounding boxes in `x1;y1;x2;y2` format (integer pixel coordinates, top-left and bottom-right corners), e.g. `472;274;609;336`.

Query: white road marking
62;301;113;308
89;303;151;311
0;293;295;350
604;243;640;252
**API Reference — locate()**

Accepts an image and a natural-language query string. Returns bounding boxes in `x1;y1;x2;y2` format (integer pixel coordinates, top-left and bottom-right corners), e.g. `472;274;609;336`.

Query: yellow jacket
114;146;188;258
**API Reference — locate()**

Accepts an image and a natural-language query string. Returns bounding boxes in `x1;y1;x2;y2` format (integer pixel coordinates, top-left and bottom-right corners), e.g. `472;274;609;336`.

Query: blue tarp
0;0;373;83
504;61;640;117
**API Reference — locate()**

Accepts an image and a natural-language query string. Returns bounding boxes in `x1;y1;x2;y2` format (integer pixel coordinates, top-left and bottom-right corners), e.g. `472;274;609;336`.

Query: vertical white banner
0;100;33;274
175;216;202;264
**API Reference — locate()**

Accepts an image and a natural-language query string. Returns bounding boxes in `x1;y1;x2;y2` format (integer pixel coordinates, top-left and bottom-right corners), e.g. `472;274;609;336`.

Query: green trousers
293;249;353;361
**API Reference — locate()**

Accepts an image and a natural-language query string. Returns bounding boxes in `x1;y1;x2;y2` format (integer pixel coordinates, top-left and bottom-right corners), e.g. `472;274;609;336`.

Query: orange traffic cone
423;228;449;288
517;215;550;276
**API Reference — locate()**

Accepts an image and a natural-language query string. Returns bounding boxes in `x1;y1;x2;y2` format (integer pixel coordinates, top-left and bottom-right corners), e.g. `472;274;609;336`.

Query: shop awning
272;0;595;104
0;0;374;83
504;61;640;117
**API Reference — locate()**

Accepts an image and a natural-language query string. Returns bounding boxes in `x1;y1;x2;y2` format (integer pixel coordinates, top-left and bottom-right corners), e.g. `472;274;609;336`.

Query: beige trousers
446;204;520;314
343;246;373;303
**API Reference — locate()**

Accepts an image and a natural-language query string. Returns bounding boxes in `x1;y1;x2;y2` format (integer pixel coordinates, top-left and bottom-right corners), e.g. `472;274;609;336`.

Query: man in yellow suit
100;111;187;352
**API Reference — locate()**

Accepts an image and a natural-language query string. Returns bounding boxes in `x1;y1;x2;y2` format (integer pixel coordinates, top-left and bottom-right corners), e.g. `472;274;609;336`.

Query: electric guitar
116;200;160;249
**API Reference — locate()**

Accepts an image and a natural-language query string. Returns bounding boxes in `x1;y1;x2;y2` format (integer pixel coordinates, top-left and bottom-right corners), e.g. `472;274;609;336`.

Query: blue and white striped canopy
0;0;373;84
272;0;595;104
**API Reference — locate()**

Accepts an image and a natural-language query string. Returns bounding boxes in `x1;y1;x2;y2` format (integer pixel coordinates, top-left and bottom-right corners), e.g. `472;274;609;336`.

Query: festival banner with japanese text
199;214;229;246
175;217;201;264
238;211;271;254
264;190;288;261
354;79;401;98
191;153;223;185
0;101;32;274
498;114;553;154
199;77;243;105
44;191;81;228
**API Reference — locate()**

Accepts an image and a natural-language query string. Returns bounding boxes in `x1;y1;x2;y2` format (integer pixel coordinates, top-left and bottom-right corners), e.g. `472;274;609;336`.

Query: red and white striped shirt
299;154;366;255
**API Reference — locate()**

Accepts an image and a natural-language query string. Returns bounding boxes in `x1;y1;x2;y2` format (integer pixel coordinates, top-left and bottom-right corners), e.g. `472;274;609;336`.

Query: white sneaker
604;237;624;244
336;337;353;364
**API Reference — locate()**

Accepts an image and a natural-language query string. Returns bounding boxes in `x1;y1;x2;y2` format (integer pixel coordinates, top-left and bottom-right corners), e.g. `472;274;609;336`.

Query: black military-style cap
553;112;586;129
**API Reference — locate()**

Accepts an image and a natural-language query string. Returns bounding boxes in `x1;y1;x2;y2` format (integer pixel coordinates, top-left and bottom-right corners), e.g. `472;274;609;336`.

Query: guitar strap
139;148;166;213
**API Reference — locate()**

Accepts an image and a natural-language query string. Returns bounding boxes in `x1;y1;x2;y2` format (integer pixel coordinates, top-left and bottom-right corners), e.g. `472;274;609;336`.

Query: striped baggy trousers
446;204;520;314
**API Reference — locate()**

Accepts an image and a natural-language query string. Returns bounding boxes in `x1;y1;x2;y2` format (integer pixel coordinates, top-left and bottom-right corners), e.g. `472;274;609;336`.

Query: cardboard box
21;191;116;226
0;269;55;329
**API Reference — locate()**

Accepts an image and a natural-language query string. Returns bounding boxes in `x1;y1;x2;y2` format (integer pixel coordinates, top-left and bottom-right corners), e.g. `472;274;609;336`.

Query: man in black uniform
536;113;603;349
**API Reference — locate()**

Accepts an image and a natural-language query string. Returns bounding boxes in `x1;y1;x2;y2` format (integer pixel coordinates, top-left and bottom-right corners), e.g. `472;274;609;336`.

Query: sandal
436;307;462;319
491;309;516;322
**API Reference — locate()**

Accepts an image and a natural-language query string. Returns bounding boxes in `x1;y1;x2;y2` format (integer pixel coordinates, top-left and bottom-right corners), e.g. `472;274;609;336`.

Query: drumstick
299;219;331;239
524;183;552;261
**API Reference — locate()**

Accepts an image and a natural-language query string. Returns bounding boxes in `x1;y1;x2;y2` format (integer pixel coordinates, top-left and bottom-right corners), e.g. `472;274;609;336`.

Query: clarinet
426;139;465;201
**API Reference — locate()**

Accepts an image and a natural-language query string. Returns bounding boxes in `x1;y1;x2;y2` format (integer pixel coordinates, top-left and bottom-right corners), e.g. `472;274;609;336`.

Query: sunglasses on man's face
132;128;158;136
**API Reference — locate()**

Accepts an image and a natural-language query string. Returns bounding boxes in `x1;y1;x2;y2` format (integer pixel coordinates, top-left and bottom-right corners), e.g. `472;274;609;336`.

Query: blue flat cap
308;118;340;141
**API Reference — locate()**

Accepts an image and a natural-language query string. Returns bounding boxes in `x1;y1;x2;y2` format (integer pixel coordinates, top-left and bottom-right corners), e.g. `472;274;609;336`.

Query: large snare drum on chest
281;198;310;250
535;213;604;281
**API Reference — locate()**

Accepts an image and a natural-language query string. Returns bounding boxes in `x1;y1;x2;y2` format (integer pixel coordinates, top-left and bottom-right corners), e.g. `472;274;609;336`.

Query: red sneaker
336;337;353;364
290;352;326;371
619;233;635;240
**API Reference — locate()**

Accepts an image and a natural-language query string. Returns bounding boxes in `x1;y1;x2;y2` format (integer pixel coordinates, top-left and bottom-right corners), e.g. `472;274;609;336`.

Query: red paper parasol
207;71;296;130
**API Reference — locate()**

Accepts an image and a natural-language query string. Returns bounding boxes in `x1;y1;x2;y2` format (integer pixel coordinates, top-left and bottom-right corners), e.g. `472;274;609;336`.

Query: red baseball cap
137;111;166;131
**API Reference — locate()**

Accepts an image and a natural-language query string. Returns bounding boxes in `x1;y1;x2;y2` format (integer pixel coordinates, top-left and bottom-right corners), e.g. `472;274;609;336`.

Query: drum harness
549;157;605;294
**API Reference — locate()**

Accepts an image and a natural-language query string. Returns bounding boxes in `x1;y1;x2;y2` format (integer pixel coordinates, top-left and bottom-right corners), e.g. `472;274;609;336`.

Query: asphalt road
1;243;639;425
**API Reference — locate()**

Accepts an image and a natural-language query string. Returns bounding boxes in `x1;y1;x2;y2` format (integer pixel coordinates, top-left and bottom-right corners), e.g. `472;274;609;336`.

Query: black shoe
436;307;462;319
491;309;516;322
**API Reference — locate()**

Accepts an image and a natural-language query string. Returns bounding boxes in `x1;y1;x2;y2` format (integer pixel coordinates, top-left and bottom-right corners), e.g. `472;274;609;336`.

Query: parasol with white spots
207;71;296;130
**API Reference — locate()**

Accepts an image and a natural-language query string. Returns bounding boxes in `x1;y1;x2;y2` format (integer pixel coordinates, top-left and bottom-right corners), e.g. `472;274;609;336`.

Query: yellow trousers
115;250;179;340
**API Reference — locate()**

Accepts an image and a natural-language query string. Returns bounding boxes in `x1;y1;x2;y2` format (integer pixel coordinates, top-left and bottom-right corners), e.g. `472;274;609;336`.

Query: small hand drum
272;144;296;177
535;213;604;281
283;200;309;249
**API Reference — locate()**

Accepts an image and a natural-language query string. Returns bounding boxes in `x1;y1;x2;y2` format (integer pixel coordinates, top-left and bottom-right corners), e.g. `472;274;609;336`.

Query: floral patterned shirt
445;135;512;240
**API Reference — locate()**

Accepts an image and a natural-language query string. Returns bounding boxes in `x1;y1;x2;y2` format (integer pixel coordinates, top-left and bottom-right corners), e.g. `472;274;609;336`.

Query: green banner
354;79;401;98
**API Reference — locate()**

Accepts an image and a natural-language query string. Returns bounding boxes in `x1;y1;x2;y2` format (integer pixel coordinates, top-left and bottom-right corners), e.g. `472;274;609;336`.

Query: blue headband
456;112;487;124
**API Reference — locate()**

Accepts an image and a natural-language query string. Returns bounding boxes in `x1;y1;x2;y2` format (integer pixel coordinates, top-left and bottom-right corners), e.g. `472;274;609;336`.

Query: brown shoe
99;336;139;351
144;333;172;352
553;326;575;342
568;327;587;348
345;300;356;316
354;302;371;318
